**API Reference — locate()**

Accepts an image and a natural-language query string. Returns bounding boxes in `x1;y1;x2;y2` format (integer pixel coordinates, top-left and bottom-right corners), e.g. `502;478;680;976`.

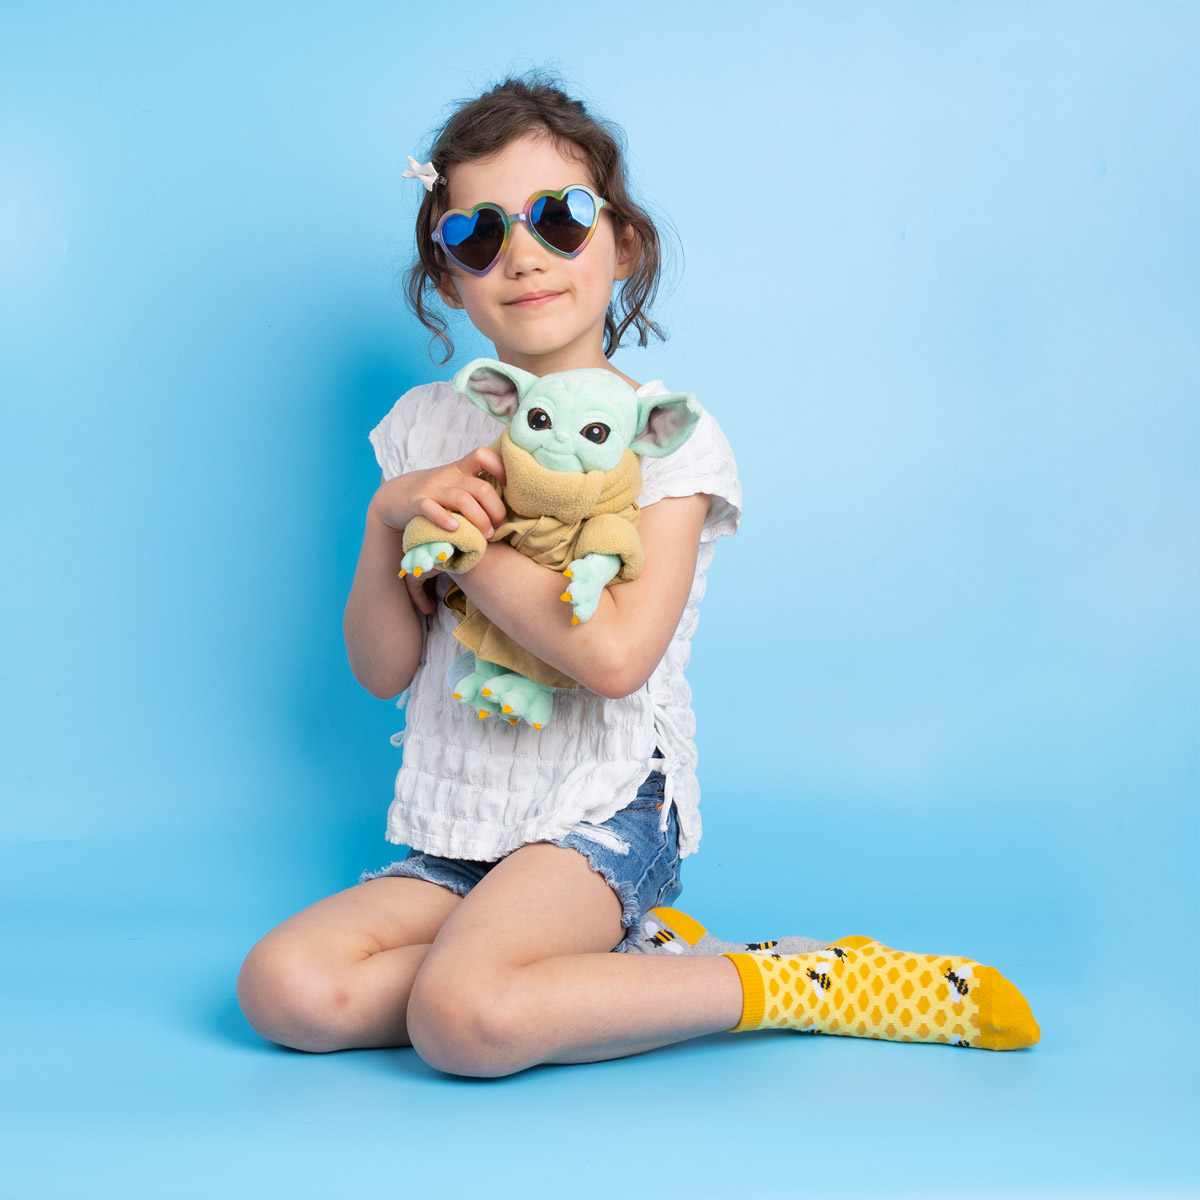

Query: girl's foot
626;906;829;958
723;937;1040;1050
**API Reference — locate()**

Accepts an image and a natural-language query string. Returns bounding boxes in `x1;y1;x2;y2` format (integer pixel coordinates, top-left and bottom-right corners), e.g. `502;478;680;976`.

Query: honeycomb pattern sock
723;936;1040;1050
624;906;829;958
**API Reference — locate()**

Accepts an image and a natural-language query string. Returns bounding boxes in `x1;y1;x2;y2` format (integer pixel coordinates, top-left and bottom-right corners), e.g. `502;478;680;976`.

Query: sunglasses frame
431;184;610;277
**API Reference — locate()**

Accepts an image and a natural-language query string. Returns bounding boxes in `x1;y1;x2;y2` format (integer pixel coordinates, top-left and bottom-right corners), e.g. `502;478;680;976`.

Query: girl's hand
346;447;507;698
369;447;507;541
403;571;441;617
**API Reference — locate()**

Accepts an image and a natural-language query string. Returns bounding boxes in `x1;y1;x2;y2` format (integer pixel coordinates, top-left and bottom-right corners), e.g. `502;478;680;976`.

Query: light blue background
3;2;1197;1197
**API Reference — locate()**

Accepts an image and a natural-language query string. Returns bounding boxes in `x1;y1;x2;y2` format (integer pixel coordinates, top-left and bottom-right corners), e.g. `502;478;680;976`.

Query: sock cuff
722;953;766;1033
649;907;708;946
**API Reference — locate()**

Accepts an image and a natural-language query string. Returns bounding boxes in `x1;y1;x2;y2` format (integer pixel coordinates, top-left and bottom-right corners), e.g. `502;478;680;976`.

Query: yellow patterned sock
723;936;1039;1050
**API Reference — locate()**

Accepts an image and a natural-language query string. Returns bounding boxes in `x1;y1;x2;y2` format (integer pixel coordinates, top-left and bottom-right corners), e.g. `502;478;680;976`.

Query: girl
236;76;1038;1077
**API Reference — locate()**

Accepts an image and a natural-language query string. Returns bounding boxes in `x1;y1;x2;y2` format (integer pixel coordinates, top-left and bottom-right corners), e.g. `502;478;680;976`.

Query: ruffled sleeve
368;381;468;480
638;391;742;543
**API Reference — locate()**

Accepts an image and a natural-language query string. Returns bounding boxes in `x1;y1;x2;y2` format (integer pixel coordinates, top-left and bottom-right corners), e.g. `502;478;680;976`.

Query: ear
452;358;540;423
629;393;702;457
614;222;639;282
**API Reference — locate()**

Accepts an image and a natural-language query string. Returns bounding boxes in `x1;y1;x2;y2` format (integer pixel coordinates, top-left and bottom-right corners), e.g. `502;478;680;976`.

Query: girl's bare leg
405;842;745;1078
236;876;461;1052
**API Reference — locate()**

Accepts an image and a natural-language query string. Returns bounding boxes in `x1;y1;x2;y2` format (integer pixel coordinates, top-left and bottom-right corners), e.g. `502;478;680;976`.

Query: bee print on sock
804;949;844;1001
745;940;782;959
642;918;684;953
805;967;832;999
945;964;973;1001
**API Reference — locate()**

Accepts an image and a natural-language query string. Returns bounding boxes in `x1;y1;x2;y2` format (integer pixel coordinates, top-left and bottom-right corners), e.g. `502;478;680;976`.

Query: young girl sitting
236;75;1038;1077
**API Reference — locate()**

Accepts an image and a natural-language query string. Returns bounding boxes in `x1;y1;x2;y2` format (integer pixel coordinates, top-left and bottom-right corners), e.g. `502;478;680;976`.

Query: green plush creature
400;357;701;728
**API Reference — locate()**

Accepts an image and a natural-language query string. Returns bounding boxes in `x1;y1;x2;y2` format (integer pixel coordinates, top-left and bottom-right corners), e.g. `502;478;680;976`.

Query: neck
492;340;640;390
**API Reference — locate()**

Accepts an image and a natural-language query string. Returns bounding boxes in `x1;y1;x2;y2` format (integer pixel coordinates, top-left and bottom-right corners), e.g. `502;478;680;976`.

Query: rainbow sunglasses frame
431;184;610;276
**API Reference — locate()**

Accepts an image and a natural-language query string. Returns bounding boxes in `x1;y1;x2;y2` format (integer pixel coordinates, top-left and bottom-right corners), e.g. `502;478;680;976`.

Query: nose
503;219;549;275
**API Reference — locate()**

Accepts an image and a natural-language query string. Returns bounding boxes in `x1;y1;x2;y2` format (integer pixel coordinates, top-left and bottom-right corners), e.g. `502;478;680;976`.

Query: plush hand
399;541;456;578
560;552;622;624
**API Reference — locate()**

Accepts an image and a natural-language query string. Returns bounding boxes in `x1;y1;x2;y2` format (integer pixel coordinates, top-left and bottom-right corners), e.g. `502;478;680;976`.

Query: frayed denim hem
356;773;682;950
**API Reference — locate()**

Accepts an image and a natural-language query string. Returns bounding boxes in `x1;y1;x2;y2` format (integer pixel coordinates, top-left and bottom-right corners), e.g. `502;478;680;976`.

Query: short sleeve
368;381;499;480
639;399;741;543
368;386;424;481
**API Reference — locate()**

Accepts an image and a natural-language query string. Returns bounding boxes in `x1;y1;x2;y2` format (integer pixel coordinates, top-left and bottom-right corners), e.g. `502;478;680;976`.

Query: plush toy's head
453;358;701;473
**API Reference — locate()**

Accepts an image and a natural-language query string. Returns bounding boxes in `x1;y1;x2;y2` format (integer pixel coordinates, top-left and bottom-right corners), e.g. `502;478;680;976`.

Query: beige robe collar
497;428;642;524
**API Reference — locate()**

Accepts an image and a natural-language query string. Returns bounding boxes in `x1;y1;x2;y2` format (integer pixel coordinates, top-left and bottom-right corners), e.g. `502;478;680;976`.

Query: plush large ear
629;392;702;457
452;358;540;423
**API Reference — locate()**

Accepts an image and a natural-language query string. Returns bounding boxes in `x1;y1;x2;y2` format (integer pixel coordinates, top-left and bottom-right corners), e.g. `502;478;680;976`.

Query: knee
236;938;356;1054
405;963;533;1078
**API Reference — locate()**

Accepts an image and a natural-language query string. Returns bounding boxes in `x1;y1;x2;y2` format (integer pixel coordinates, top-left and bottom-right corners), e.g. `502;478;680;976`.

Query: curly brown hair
405;74;669;365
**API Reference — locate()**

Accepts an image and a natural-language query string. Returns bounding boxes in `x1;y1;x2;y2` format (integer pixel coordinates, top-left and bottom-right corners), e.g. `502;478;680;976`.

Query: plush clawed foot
449;661;506;720
399;541;455;578
559;553;621;624
448;657;554;728
475;672;554;729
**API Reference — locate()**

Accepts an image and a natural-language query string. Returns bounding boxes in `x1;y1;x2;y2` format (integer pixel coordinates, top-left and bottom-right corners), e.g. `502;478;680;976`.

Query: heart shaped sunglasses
432;184;609;276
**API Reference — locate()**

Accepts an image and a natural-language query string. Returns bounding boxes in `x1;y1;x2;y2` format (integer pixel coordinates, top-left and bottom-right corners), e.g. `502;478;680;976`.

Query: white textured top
369;379;741;861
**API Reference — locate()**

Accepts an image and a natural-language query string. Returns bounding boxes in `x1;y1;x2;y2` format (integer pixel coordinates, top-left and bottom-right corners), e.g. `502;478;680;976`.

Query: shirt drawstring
389;690;411;748
649;689;696;835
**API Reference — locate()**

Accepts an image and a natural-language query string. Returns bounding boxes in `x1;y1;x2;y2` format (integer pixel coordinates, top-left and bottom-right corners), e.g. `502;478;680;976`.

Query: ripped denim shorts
361;772;682;952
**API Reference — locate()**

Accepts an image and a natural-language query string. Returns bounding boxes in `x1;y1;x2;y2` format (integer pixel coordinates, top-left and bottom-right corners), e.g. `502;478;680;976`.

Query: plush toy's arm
573;512;645;582
560;512;646;623
400;515;488;576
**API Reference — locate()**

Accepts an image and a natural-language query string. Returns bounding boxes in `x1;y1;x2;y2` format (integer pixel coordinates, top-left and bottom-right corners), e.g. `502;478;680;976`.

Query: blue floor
4;5;1197;1196
6;821;1197;1200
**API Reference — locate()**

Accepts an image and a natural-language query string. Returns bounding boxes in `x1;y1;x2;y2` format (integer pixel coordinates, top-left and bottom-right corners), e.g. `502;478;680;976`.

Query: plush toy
399;357;701;728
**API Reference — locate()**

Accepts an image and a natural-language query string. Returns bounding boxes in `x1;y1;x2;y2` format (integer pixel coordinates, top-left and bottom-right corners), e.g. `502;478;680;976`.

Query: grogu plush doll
400;357;701;728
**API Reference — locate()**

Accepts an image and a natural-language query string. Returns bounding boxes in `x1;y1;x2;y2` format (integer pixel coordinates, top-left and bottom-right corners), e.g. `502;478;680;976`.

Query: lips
505;290;562;308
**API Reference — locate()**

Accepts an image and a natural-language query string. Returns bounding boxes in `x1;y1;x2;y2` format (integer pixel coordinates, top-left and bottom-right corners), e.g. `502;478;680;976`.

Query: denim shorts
362;772;682;952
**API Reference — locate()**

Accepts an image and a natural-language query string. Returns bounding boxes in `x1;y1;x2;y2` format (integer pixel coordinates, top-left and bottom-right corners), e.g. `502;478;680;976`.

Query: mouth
505;290;563;308
532;447;582;471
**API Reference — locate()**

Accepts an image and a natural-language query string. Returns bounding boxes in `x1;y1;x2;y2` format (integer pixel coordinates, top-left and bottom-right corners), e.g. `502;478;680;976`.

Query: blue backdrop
3;3;1197;1197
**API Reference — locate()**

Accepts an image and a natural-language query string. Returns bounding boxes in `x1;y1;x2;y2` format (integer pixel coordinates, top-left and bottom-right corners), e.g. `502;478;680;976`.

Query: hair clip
402;156;441;192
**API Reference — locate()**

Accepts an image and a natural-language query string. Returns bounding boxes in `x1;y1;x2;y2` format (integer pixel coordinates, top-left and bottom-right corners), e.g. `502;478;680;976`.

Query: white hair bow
402;156;440;192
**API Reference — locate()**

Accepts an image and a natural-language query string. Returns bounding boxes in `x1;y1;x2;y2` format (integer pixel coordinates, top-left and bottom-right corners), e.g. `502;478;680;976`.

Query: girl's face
436;133;635;377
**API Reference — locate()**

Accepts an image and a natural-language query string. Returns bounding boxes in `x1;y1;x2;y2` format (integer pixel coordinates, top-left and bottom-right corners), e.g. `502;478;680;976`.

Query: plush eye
527;408;552;431
581;423;610;445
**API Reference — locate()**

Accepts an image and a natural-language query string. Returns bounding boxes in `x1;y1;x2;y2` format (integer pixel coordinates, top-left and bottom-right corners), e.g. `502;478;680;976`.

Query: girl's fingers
405;449;507;537
444;489;499;539
415;497;460;531
415;491;497;542
404;572;438;616
457;446;506;488
432;472;505;532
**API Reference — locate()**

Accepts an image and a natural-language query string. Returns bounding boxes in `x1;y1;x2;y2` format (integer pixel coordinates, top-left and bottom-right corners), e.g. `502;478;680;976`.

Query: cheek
580;232;622;297
509;423;541;455
576;438;625;473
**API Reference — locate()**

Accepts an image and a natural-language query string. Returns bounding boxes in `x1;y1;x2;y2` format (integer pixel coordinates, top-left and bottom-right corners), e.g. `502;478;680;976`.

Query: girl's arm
343;448;507;698
450;492;711;700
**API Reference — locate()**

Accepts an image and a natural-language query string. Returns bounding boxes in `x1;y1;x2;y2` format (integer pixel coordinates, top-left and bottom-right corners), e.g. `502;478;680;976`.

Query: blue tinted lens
440;208;505;271
529;189;596;254
566;188;596;225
